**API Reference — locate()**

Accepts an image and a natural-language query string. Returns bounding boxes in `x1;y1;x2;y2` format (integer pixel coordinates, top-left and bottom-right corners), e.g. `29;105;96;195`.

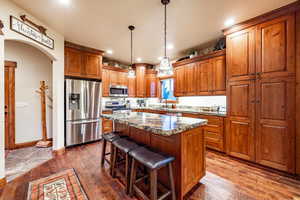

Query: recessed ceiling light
158;57;163;61
167;44;174;50
136;58;142;62
58;0;70;5
224;18;235;27
106;50;113;55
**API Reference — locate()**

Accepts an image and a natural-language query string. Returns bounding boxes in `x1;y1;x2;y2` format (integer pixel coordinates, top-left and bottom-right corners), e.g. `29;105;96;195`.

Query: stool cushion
112;138;140;153
129;147;175;170
103;132;120;142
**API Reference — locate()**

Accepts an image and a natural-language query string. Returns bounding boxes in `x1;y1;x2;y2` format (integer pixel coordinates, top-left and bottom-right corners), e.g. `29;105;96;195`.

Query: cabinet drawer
102;119;113;134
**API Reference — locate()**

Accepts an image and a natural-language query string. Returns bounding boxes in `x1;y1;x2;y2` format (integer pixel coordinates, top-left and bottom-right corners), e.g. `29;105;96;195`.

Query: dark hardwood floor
1;141;300;200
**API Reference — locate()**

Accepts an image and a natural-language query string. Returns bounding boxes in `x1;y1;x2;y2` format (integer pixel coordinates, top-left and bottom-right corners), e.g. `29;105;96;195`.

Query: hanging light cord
164;3;167;58
130;29;133;67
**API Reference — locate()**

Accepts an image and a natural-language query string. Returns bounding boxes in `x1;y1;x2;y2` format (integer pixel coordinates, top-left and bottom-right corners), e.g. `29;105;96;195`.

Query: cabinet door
136;66;146;97
198;60;213;95
110;71;118;86
102;69;110;97
119;72;128;87
227;80;256;161
227;27;256;81
128;77;136;97
174;66;185;96
212;55;226;95
84;52;102;79
146;74;157;97
256;77;295;172
65;47;84;77
185;63;197;96
256;14;295;78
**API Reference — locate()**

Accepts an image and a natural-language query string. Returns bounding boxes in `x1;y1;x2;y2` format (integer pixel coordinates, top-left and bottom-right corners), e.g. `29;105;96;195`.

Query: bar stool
111;138;141;193
101;132;122;174
129;147;176;200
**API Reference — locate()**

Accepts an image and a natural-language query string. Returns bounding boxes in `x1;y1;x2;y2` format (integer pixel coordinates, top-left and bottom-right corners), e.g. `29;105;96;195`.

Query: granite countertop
101;112;207;136
131;107;227;117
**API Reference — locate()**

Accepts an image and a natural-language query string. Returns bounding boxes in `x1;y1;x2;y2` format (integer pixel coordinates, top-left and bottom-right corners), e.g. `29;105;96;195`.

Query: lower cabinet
182;113;225;152
102;110;113;134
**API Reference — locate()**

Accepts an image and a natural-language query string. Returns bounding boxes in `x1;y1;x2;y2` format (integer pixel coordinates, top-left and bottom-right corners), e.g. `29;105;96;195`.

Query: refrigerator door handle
67;119;100;125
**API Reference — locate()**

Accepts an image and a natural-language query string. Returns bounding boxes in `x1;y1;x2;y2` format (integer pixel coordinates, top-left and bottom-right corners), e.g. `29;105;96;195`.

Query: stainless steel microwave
109;85;128;97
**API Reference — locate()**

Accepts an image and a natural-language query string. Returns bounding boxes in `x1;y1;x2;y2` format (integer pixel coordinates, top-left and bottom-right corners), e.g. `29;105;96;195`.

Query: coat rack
35;81;52;148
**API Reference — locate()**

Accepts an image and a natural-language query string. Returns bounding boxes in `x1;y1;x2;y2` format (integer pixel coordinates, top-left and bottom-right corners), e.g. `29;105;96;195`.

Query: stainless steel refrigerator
65;79;102;147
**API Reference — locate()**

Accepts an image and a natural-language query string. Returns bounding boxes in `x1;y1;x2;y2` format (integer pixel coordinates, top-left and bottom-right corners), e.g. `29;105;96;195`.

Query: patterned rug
27;169;88;200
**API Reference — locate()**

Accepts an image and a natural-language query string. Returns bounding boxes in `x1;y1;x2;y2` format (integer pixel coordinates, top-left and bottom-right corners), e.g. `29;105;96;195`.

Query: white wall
5;40;53;144
0;0;65;179
178;96;226;107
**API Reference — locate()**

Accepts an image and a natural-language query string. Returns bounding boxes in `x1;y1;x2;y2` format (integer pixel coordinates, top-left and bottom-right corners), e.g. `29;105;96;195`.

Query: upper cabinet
135;64;147;98
64;41;103;80
173;50;226;97
145;69;158;98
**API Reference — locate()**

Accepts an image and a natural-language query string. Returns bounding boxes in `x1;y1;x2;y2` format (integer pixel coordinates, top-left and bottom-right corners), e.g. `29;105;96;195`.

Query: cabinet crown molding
64;41;104;55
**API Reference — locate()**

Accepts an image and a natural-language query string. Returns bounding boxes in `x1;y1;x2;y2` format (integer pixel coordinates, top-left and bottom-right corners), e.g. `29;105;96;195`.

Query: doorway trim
5;61;16;150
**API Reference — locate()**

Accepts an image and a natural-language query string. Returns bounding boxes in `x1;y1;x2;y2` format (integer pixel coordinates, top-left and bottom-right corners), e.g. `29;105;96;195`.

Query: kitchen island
101;112;207;200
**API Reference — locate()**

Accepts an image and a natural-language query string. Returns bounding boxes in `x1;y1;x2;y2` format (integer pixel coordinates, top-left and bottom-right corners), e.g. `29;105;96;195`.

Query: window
161;78;176;101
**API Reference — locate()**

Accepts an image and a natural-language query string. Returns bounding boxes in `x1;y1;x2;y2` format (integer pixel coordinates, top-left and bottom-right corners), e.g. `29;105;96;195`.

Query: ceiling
12;0;297;64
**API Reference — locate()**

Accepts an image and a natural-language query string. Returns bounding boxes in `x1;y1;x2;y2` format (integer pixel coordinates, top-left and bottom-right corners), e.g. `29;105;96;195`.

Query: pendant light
157;0;173;77
128;25;136;78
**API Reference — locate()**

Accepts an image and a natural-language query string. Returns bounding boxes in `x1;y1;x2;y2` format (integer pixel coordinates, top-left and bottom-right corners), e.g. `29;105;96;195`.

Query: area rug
27;168;88;200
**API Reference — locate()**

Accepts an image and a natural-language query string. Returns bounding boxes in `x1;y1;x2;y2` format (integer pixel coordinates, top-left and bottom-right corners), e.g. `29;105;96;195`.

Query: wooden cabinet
182;113;225;152
145;72;158;97
225;13;296;173
64;42;103;80
174;66;185;96
227;80;256;161
128;77;136;97
226;27;256;81
173;50;226;97
136;66;146;97
102;69;110;97
102;110;113;134
255;77;295;172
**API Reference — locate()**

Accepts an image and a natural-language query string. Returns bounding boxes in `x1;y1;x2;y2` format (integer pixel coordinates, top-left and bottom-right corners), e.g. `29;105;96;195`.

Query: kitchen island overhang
101;112;208;200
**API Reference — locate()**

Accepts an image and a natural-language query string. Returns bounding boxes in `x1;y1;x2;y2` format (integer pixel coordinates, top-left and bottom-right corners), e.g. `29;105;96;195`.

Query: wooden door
185;63;197;96
255;77;295;172
174;66;185;96
102;69;110;97
110;71;118;86
136;66;146;97
65;47;84;77
198;60;213;95
119;72;128;86
256;14;295;79
227;80;256;161
128;77;136;97
212;55;226;95
83;52;102;79
4;61;16;150
226;27;256;81
146;74;157;97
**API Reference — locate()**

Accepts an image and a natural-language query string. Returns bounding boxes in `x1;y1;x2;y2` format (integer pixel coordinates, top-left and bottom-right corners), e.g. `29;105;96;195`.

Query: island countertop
101;112;207;136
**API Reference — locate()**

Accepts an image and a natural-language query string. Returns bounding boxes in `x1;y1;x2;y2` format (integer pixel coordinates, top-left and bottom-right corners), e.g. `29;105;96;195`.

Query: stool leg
129;159;137;197
168;163;176;200
125;154;131;194
110;146;117;177
150;170;158;200
101;140;107;167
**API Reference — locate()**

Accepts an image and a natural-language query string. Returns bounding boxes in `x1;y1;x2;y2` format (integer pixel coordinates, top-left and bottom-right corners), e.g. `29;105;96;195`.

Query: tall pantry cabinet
225;13;296;173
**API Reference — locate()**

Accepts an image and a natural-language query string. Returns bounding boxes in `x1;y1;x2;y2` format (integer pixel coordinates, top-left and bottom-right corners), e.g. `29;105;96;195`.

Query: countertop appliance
109;85;128;97
104;100;129;111
65;79;101;147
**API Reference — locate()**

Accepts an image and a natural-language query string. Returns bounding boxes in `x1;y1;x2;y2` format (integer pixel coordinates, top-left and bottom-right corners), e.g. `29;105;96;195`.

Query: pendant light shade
128;25;136;78
157;0;173;77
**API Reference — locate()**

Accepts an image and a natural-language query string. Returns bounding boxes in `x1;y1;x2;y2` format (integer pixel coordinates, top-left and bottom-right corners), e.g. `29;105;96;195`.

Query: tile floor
5;147;53;182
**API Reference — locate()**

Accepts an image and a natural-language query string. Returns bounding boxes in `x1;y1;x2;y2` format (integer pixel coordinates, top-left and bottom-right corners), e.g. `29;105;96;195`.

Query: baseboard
0;177;6;189
14;138;53;149
52;147;66;157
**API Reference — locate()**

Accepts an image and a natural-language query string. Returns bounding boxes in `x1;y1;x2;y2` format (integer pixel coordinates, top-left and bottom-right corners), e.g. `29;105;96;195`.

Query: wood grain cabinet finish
102;110;113;134
226;27;256;82
227;80;256;161
102;69;110;97
136;66;146;97
128;77;136;97
225;13;296;173
256;14;295;79
145;73;158;97
255;77;296;172
65;47;102;80
174;51;226;97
